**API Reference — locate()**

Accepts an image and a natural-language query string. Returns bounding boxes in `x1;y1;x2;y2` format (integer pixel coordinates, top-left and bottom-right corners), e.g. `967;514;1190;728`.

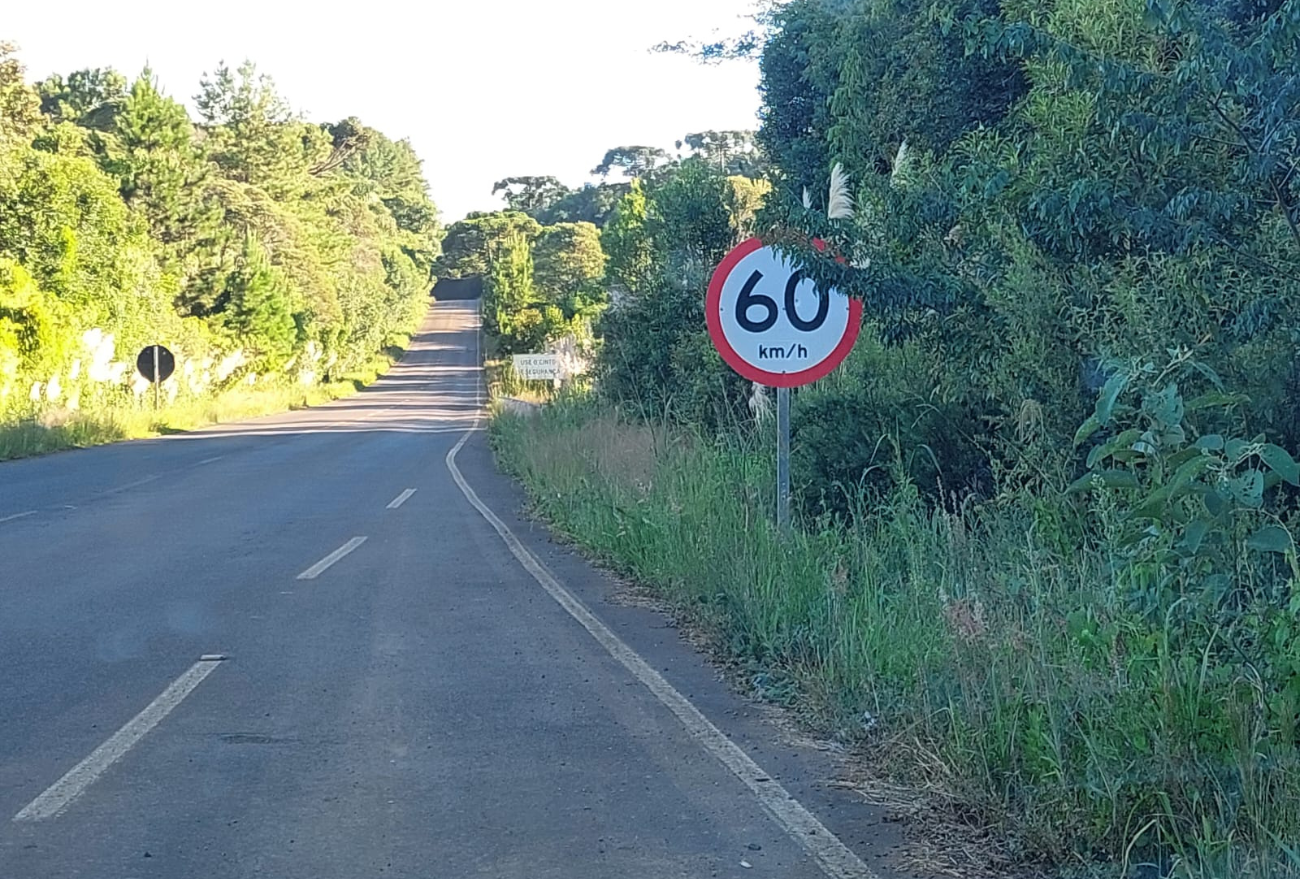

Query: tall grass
0;348;401;462
492;400;1300;879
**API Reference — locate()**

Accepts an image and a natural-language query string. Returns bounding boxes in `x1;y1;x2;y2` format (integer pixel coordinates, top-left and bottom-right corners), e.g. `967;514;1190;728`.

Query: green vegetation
0;44;441;457
488;1;1300;876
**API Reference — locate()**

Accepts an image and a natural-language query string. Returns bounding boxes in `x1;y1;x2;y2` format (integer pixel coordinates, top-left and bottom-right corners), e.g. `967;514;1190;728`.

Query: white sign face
513;353;559;381
706;238;861;388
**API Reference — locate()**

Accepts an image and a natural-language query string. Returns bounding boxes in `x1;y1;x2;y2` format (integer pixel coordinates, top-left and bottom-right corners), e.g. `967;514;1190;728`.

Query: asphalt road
0;301;902;879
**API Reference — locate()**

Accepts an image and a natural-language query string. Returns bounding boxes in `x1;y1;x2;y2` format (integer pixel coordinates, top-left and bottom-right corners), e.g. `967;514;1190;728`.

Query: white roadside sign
512;353;559;381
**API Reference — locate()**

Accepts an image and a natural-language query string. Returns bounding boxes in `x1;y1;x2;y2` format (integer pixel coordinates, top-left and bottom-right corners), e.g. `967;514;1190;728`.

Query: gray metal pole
776;385;791;536
152;345;161;411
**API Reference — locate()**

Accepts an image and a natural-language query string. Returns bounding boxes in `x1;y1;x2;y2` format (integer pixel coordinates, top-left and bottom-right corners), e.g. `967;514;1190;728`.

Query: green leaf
1185;392;1248;412
1227;470;1265;508
1085;428;1143;468
1225;438;1252;462
1258;444;1300;486
1095;372;1128;424
1189;360;1224;391
1179;519;1209;555
1194;434;1224;451
1142;383;1182;430
1165;447;1203;468
1246;525;1292;554
1073;414;1102;448
1168;454;1213;495
1132;485;1173;519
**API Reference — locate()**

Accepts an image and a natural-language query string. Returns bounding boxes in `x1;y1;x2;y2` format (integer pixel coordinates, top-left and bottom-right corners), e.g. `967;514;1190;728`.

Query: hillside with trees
489;2;1300;877
0;44;441;454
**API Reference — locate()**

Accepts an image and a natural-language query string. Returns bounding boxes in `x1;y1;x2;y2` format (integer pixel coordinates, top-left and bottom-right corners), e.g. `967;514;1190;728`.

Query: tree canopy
0;45;442;416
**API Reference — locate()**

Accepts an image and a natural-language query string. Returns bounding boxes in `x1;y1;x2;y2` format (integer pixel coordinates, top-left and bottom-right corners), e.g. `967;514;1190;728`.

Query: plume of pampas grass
748;382;772;420
826;162;853;220
890;139;910;184
802;186;813;210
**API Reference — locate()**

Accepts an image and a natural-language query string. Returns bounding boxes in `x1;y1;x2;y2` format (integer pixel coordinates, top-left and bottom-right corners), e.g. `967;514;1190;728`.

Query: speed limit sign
706;238;862;388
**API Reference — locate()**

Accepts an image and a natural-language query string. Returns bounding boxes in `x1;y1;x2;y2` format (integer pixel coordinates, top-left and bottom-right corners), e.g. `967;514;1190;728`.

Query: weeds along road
0;299;900;879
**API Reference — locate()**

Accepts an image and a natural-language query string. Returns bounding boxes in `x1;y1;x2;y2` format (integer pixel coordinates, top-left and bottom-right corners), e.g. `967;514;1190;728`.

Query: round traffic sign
136;345;176;384
706;238;862;388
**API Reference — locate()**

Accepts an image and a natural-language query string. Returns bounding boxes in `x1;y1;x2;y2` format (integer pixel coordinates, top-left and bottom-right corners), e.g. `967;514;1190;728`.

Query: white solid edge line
386;489;417;509
296;536;368;580
0;510;37;524
13;657;224;822
197;456;225;465
444;306;878;879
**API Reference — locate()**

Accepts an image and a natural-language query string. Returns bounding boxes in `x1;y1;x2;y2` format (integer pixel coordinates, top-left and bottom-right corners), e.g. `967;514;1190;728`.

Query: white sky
5;0;763;221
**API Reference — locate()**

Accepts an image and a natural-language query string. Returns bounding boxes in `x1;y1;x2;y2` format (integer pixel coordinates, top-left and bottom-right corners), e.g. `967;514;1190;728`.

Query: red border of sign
706;237;863;388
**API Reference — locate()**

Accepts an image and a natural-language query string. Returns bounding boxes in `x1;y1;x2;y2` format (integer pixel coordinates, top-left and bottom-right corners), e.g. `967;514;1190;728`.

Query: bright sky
5;0;763;221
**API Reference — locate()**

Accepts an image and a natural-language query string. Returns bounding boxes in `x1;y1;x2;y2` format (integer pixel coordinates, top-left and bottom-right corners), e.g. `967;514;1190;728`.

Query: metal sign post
776;386;791;534
705;238;862;539
152;345;161;411
136;345;176;410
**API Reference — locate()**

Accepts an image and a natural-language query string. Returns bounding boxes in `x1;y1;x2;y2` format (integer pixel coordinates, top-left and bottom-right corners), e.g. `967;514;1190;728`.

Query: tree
483;231;555;354
679;130;768;176
99;70;219;253
436;211;541;279
647;157;733;269
723;175;772;242
195;61;323;195
592;145;671;180
537;182;627;226
222;236;298;370
601;181;655;295
344;125;442;277
0;45;445;424
0;43;41;144
37;68;128;130
492;176;570;214
533;222;607;317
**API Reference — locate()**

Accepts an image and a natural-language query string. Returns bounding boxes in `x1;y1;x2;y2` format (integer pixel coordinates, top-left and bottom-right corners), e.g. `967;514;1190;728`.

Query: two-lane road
0;301;894;878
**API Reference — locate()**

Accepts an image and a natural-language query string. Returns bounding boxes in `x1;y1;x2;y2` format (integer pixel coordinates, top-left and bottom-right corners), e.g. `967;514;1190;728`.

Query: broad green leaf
1165;447;1203;468
1168;455;1213;495
1258;444;1300;486
1227;470;1265;508
1095;372;1128;424
1132;485;1173;519
1185;392;1248;412
1178;519;1209;555
1159;425;1186;447
1085;428;1143;468
1073;414;1102;448
1246;525;1292;554
1194;434;1224;451
1225;438;1252;461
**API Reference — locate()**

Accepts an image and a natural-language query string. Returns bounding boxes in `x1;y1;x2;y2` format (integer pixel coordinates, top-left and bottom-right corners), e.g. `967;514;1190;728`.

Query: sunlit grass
0;347;403;462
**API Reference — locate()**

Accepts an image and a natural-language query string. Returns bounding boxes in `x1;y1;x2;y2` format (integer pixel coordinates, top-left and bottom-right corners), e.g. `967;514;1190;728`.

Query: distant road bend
0;299;893;879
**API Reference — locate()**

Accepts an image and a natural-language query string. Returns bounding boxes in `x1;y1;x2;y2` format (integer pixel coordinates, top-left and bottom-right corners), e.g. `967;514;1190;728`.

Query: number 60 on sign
706;238;862;388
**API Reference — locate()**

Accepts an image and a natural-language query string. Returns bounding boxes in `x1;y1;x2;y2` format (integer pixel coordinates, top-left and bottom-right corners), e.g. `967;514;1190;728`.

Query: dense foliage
493;0;1300;875
0;45;440;426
